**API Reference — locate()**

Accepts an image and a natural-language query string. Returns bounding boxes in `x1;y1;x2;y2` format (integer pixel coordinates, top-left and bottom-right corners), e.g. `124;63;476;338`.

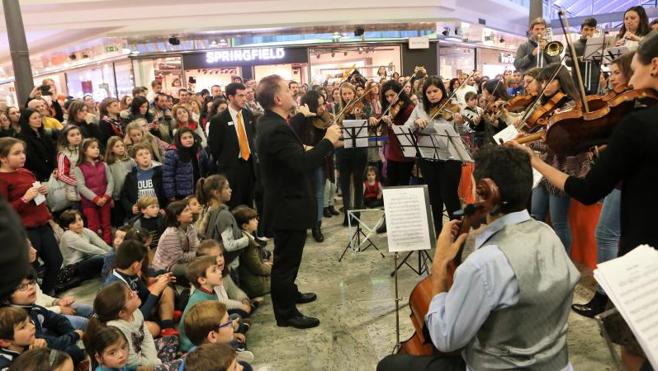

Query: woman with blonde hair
123;119;167;163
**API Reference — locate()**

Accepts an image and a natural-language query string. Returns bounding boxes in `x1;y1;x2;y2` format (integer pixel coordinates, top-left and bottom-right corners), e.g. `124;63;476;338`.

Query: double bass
397;179;501;355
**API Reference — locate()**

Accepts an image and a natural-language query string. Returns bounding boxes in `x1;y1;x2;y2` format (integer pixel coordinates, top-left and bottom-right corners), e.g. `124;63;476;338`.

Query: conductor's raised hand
298;104;316;118
324;124;343;147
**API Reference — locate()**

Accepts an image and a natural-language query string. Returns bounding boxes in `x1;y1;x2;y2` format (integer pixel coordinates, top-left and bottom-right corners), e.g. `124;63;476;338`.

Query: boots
312;221;324;242
323;207;333;218
328;205;340;216
571;291;608;318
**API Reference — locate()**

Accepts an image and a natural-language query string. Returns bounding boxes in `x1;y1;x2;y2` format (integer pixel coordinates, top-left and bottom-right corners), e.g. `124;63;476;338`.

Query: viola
398;179;501;356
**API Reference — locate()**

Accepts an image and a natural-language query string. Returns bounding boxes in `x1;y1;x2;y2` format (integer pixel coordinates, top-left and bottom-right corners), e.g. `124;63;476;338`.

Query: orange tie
236;111;250;160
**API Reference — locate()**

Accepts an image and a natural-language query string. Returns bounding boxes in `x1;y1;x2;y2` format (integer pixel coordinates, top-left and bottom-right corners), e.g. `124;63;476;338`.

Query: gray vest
464;219;580;371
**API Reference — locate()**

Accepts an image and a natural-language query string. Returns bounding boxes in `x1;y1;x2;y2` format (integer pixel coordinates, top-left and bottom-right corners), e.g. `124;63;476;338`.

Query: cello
397;179;501;355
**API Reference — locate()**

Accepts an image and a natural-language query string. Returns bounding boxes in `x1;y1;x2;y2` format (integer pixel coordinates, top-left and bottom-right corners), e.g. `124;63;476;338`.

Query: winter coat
162;146;210;199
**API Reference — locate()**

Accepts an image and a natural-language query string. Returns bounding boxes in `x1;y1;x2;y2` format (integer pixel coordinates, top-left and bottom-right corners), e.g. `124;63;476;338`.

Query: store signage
206;48;286;64
183;47;308;69
408;36;430;49
499;53;515;64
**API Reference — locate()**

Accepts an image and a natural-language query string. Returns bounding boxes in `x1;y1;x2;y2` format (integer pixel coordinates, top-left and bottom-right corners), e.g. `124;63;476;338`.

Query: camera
39;85;52;96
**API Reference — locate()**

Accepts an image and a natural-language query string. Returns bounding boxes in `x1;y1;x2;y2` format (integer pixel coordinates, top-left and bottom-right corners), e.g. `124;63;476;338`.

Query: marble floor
65;210;619;371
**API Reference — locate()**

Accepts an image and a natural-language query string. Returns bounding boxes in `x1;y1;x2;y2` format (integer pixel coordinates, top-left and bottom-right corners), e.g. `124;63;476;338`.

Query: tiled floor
66;210;618;371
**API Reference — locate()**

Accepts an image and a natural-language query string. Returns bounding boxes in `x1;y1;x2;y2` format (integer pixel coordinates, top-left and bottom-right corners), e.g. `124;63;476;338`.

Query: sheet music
602;46;629;65
391;125;417;158
493;125;519;145
342;120;369;148
383;186;433;252
594;245;658;369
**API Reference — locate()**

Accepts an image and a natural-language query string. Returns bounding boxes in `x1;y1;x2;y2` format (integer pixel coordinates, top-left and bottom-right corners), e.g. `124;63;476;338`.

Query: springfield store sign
183;47;308;68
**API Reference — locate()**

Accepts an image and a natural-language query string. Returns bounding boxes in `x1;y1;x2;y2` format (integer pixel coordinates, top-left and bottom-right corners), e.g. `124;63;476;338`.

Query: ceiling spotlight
499;37;505;43
442;27;450;36
344;51;348;56
168;36;181;46
331;51;335;57
354;26;365;37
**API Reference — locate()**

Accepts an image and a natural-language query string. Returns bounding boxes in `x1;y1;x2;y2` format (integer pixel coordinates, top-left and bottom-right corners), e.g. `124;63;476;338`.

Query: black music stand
341;119;370;149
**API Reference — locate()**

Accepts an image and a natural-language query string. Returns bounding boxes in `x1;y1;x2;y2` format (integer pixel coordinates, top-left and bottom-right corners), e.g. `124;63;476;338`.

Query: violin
543;88;658;155
429;100;461;122
398;179;501;356
523;91;566;129
312;111;334;130
506;94;535;113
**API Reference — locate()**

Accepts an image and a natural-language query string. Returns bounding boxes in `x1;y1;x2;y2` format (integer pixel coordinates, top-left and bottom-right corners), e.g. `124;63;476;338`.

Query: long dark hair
618;6;651;39
130;96;153;122
165;200;188;228
483;79;511;101
66;99;87;125
380;80;412;115
421;76;448;115
300;90;323;114
174;127;200;162
18;108;44;136
537;63;581;103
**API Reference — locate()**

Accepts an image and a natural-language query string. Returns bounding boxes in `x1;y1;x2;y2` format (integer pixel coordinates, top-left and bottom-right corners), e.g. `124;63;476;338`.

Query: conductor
255;75;342;329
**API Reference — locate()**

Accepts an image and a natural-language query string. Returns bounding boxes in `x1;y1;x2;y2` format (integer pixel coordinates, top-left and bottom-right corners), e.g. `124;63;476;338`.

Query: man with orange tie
208;82;256;209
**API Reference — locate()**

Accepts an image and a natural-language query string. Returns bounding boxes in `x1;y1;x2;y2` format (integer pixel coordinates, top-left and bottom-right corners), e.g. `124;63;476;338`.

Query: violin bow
378;70;420;122
429;71;476;121
558;9;589;113
519;59;567;124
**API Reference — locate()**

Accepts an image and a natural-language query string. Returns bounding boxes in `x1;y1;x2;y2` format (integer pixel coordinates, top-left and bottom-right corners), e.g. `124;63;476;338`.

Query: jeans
595;189;621;293
313;167;325;222
26;224;63;294
324;179;336;207
65;303;93;330
531;184;572;254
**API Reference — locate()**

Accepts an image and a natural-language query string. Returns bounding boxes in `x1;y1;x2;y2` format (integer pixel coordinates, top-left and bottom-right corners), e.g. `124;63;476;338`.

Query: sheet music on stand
602;46;629;65
391;125;417;158
392;122;472;162
594;244;658;369
342;119;370;148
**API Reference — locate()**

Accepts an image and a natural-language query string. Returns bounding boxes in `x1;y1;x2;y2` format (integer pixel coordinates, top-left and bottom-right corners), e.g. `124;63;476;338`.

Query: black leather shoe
571;291;608;318
277;315;320;329
297;292;317;304
376;217;387;234
312;222;324;243
329;205;340;215
323;207;333;218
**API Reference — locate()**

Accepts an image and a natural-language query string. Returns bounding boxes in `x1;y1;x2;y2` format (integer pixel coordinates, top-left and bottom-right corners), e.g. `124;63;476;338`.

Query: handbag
46;173;71;212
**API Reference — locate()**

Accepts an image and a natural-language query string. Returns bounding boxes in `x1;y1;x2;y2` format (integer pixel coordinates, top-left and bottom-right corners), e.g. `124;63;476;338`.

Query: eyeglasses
216;319;233;331
16;281;36;291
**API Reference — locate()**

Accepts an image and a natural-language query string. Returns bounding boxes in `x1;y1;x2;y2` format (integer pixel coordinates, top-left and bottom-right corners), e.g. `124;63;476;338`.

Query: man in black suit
256;75;342;329
208;82;256;208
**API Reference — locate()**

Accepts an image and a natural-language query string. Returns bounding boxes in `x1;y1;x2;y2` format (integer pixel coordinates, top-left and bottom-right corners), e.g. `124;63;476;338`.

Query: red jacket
385;103;415;162
0;169;52;228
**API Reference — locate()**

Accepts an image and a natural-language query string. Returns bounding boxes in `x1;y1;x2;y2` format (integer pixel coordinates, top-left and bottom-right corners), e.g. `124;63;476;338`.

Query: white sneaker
236;350;255;363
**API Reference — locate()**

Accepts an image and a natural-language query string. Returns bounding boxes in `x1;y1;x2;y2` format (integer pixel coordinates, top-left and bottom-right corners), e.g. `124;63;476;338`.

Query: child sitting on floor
0;307;47;370
233;206;272;298
132;196;165;251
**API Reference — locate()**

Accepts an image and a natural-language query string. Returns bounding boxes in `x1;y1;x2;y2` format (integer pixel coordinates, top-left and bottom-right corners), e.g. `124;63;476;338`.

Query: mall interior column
2;0;34;107
529;0;543;25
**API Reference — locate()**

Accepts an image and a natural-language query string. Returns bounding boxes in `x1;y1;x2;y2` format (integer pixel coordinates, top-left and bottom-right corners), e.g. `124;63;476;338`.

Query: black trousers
386;160;414;187
377;354;465;371
224;159;255;209
336;148;367;213
418;159;462;234
271;229;307;320
26;224;63;294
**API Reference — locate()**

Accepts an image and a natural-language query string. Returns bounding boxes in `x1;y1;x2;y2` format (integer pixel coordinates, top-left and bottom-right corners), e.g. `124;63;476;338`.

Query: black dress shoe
329;205;340;215
323;207;333;218
572;291;608;318
277;315;320;329
297;292;317;304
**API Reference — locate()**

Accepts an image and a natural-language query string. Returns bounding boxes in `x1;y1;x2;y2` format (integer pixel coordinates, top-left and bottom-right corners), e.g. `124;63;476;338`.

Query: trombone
536;29;564;68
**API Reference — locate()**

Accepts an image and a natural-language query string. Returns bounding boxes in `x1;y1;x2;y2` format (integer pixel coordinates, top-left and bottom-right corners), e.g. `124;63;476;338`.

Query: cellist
377;145;580;371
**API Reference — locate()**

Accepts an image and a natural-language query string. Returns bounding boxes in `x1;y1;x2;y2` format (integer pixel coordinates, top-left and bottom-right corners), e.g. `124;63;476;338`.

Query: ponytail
196;174;228;206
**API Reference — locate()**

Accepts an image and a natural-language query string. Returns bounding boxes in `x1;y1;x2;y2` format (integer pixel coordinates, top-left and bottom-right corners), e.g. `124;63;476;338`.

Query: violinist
481;79;511;139
565;17;601;94
509;32;658;371
527;63;589;254
334;82;370;226
569;53;633;319
375;80;416;233
401;77;465;233
290;90;334;242
377;145;580;371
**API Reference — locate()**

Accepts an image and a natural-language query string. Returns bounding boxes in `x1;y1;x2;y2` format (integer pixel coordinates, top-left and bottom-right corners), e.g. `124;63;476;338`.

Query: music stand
338;208;386;262
341;119;370;148
582;36;606;93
